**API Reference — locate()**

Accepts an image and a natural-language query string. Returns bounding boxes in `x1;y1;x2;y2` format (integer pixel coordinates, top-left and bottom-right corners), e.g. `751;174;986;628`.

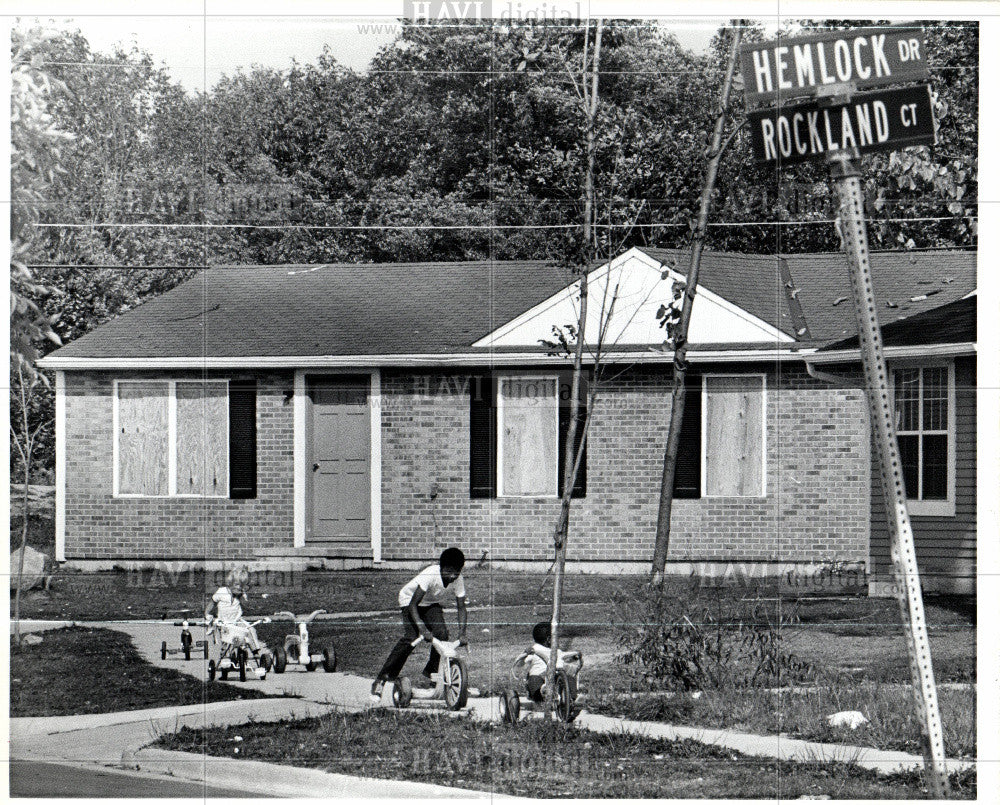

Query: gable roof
40;247;976;367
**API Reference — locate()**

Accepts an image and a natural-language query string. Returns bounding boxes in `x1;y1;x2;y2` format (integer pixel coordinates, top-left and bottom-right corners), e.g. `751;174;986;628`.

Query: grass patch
10;627;276;717
155;708;974;798
590;682;975;760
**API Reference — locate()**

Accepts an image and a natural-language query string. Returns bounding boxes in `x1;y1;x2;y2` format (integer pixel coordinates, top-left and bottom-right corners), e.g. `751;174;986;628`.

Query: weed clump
612;585;813;692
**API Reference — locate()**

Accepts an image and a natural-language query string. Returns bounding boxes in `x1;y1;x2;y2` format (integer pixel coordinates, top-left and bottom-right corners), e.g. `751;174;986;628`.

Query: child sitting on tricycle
205;566;274;681
499;621;583;723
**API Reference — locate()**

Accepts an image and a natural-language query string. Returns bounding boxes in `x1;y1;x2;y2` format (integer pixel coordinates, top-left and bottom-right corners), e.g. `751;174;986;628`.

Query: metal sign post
741;24;950;797
828;150;948;798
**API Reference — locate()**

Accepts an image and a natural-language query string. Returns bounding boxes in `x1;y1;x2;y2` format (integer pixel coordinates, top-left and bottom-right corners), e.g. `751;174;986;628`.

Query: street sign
740;27;928;106
747;84;935;165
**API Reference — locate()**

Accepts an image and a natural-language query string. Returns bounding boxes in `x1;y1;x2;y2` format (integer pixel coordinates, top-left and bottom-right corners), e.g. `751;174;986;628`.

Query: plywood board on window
176;382;228;496
704;376;763;496
500;377;557;496
118;382;169;495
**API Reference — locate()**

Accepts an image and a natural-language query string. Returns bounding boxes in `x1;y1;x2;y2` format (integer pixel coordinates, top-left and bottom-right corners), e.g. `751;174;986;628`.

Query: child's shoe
369;678;385;704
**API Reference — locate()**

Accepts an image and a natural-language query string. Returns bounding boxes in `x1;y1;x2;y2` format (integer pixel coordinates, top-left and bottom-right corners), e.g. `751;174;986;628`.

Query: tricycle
391;635;469;711
160;618;209;661
206;617;275;682
498;649;583;723
270;609;337;673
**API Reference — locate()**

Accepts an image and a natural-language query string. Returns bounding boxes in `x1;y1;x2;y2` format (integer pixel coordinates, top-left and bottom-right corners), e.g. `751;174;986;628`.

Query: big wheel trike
206;617;274;682
498;650;583;723
270;610;337;673
391;635;469;711
161;618;209;661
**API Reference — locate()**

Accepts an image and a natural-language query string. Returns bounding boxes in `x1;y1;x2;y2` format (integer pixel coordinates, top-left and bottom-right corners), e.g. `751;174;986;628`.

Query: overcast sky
31;15;722;91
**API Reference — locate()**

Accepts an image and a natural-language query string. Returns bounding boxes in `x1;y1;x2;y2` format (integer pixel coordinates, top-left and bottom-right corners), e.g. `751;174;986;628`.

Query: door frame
294;369;381;561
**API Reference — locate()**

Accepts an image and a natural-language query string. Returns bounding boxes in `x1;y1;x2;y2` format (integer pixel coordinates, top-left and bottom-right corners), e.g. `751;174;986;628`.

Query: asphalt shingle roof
45;249;976;361
821;294;976;351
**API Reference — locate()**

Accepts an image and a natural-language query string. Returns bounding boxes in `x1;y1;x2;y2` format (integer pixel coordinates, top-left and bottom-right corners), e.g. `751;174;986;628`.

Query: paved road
9;761;257;798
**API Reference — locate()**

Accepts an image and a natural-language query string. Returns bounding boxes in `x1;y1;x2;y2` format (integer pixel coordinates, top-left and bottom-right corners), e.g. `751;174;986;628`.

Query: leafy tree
10;26;69;378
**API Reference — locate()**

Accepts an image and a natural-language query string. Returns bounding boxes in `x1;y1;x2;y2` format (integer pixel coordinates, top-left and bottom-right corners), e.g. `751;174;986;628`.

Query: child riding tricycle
499;621;583;723
204;566;275;681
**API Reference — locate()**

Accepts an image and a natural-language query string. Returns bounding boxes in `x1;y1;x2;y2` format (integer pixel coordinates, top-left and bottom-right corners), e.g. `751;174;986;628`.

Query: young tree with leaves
650;22;745;584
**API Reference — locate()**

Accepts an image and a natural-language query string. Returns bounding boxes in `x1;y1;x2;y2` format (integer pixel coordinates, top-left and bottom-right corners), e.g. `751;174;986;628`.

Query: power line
34;215;975;231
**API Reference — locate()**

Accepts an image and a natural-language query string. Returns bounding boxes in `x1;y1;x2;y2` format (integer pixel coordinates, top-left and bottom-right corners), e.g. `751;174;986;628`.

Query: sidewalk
10;617;975;797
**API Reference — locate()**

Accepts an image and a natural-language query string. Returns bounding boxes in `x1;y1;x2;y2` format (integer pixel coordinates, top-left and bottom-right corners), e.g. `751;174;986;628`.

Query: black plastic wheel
220;665;229;681
203;641;209;659
208;660;217;681
160;641;168;660
555;671;577;722
238;650;247;682
183;645;191;661
181;630;193;649
261;651;273;672
322;646;337;673
273;645;287;673
444;657;469;710
499;689;521;724
392;677;413;708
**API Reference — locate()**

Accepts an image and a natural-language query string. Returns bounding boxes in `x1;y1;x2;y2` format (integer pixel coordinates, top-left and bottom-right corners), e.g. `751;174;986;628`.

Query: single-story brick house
38;246;977;594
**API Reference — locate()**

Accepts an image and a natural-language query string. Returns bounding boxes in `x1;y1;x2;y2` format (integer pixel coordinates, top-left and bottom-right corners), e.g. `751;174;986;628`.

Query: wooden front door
307;376;370;546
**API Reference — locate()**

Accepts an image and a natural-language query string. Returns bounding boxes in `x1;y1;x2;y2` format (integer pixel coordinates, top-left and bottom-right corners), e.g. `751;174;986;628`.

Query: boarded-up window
117;382;169;495
703;375;764;497
499;376;558;496
176;382;229;496
894;366;949;501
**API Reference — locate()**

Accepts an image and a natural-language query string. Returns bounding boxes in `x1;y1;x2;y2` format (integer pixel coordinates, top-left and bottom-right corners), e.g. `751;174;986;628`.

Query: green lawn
10;627;276;717
156;709;975;799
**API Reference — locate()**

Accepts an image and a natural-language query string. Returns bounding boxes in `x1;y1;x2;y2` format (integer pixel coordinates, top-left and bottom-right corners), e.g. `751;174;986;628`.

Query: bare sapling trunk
650;23;745;584
547;18;602;720
11;364;44;646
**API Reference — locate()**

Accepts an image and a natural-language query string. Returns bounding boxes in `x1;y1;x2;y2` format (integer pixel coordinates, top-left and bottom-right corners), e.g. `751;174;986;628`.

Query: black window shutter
469;373;496;498
229;380;257;499
558;402;587;498
673;375;701;499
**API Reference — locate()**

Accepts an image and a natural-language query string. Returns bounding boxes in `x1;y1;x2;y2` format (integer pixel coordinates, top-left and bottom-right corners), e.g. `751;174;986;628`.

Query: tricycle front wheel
499;689;520;724
322;645;337;672
393;677;413;708
444;657;469;710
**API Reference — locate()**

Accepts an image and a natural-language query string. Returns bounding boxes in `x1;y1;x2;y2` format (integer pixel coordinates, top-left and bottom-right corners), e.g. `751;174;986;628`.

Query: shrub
612;585;813;692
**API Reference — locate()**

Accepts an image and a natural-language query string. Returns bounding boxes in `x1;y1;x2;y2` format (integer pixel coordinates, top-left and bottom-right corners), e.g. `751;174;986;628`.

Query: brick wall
380;365;870;564
63;370;295;559
62;364;871;564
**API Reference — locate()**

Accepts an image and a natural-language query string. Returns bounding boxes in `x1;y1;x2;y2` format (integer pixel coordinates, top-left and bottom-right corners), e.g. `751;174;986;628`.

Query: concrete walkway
11;618;975;796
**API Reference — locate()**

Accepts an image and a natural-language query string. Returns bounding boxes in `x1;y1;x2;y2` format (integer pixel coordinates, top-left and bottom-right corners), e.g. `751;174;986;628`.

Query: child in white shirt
205;566;262;652
524;621;579;706
371;547;468;699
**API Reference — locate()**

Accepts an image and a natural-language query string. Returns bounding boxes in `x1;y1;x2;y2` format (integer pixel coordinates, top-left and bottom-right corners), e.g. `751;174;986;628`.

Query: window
702;375;766;497
498;376;559;497
114;380;241;498
673;374;766;499
893;365;955;516
469;373;586;499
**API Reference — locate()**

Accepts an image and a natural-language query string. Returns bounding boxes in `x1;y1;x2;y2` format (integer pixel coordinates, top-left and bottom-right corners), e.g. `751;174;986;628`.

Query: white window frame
890;362;956;517
700;373;767;499
496;373;560;499
113;379;230;498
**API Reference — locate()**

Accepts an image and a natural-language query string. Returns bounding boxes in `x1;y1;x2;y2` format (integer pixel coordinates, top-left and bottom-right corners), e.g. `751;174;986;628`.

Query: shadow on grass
10;626;280;717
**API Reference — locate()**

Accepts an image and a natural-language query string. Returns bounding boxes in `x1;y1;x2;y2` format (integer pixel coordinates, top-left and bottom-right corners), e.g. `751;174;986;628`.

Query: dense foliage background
10;19;979;480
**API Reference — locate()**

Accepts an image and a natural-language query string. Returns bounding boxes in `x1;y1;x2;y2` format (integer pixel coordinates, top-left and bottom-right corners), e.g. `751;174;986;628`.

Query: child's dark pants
376;604;449;681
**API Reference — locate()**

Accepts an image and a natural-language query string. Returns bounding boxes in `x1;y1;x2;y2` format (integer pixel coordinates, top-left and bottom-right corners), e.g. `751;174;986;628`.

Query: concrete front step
254;542;374;569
